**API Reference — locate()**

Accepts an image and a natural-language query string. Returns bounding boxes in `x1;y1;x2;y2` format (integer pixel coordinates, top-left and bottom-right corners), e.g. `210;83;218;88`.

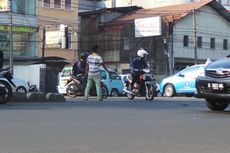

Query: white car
12;78;30;93
0;77;30;93
4;77;29;93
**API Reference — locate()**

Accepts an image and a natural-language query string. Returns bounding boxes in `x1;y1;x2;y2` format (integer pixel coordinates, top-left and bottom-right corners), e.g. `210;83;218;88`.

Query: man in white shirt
84;45;108;101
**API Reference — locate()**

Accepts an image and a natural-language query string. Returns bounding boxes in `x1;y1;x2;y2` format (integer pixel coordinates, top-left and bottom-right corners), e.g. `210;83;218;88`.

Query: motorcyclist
130;48;149;92
72;52;89;89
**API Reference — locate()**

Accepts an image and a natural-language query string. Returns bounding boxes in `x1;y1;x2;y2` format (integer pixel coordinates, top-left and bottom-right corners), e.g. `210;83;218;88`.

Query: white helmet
137;49;148;58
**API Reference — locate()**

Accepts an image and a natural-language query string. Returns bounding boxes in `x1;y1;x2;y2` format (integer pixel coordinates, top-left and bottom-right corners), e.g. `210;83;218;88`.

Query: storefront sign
0;25;37;33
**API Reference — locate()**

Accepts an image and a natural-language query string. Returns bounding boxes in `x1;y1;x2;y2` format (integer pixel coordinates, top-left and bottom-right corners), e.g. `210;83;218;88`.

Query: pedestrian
0;50;4;69
84;45;108;101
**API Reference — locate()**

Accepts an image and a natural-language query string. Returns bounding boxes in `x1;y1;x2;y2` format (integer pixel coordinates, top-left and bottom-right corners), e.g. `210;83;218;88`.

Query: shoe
84;97;88;101
98;99;103;101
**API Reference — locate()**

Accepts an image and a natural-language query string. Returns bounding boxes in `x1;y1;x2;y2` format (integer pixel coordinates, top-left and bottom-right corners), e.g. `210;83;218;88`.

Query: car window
61;67;72;77
180;66;200;77
101;70;107;80
109;71;120;80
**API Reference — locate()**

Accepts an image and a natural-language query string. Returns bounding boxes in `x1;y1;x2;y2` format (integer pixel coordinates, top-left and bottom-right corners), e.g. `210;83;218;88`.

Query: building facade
0;0;37;64
37;0;78;62
79;1;230;82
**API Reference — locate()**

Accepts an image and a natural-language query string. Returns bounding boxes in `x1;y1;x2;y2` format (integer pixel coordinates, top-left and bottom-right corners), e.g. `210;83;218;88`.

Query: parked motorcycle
65;74;109;99
123;68;157;101
28;82;38;92
0;67;15;104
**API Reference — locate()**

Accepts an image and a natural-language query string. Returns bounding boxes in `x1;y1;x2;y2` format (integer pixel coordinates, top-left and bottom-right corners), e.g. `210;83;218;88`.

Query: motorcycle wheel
101;83;109;99
0;80;12;104
66;83;80;98
145;84;154;101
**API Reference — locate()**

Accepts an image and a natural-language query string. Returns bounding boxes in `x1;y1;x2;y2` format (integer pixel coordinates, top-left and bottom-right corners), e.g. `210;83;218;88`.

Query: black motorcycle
66;74;109;99
123;68;157;101
0;67;16;104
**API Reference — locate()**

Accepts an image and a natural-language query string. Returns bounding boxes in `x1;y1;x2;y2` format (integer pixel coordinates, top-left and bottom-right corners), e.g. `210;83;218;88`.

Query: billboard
135;16;161;38
45;31;61;48
0;0;8;11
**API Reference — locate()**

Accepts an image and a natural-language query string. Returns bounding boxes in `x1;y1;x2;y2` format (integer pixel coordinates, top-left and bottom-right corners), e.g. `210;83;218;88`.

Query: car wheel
164;84;175;97
111;89;119;97
205;98;229;111
16;86;27;93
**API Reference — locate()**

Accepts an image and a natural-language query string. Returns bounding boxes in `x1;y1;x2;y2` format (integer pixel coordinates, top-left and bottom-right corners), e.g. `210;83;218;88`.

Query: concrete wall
13;64;46;92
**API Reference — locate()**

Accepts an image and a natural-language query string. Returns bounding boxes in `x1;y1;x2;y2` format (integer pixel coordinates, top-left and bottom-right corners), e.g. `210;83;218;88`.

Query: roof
110;0;230;23
79;6;142;16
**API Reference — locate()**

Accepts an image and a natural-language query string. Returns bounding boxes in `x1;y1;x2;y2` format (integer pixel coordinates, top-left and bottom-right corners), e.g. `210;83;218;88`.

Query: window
54;0;61;8
123;37;130;50
197;36;202;48
0;0;8;11
210;38;215;49
13;0;25;14
0;33;8;53
68;32;72;49
43;0;50;8
183;35;189;47
223;39;228;50
65;0;72;9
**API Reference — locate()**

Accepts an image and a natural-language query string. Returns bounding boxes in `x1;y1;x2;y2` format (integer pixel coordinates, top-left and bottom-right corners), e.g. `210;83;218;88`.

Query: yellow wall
37;0;78;62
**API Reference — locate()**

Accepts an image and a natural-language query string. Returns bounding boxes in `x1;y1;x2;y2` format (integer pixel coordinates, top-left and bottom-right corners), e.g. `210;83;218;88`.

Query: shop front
0;25;37;58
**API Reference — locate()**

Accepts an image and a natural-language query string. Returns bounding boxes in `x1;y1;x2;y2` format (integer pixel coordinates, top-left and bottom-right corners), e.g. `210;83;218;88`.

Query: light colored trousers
84;74;102;100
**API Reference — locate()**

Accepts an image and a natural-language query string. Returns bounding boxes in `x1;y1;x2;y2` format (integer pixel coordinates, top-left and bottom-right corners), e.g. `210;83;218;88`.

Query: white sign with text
135;16;161;37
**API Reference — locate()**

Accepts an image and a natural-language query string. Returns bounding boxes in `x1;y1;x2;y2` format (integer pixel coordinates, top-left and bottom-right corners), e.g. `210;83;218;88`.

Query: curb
9;92;66;103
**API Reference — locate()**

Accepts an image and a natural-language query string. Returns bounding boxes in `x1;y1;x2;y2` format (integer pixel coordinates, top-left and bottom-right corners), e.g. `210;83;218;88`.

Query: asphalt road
1;97;230;153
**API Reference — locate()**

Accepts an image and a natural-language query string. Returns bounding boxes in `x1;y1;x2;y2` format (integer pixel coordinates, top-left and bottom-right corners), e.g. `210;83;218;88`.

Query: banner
135;16;161;38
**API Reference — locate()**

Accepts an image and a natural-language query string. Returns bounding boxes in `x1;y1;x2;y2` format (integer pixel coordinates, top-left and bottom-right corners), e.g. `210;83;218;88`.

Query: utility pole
8;0;13;69
42;27;46;59
169;16;175;75
193;9;197;64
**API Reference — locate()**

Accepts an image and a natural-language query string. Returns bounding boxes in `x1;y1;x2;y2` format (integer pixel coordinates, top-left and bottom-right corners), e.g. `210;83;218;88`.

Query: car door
176;66;202;93
100;69;124;95
108;71;124;94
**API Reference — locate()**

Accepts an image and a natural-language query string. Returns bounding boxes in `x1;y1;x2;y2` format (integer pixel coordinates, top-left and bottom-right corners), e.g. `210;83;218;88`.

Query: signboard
45;31;61;48
135;16;161;38
0;25;37;33
0;0;8;11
